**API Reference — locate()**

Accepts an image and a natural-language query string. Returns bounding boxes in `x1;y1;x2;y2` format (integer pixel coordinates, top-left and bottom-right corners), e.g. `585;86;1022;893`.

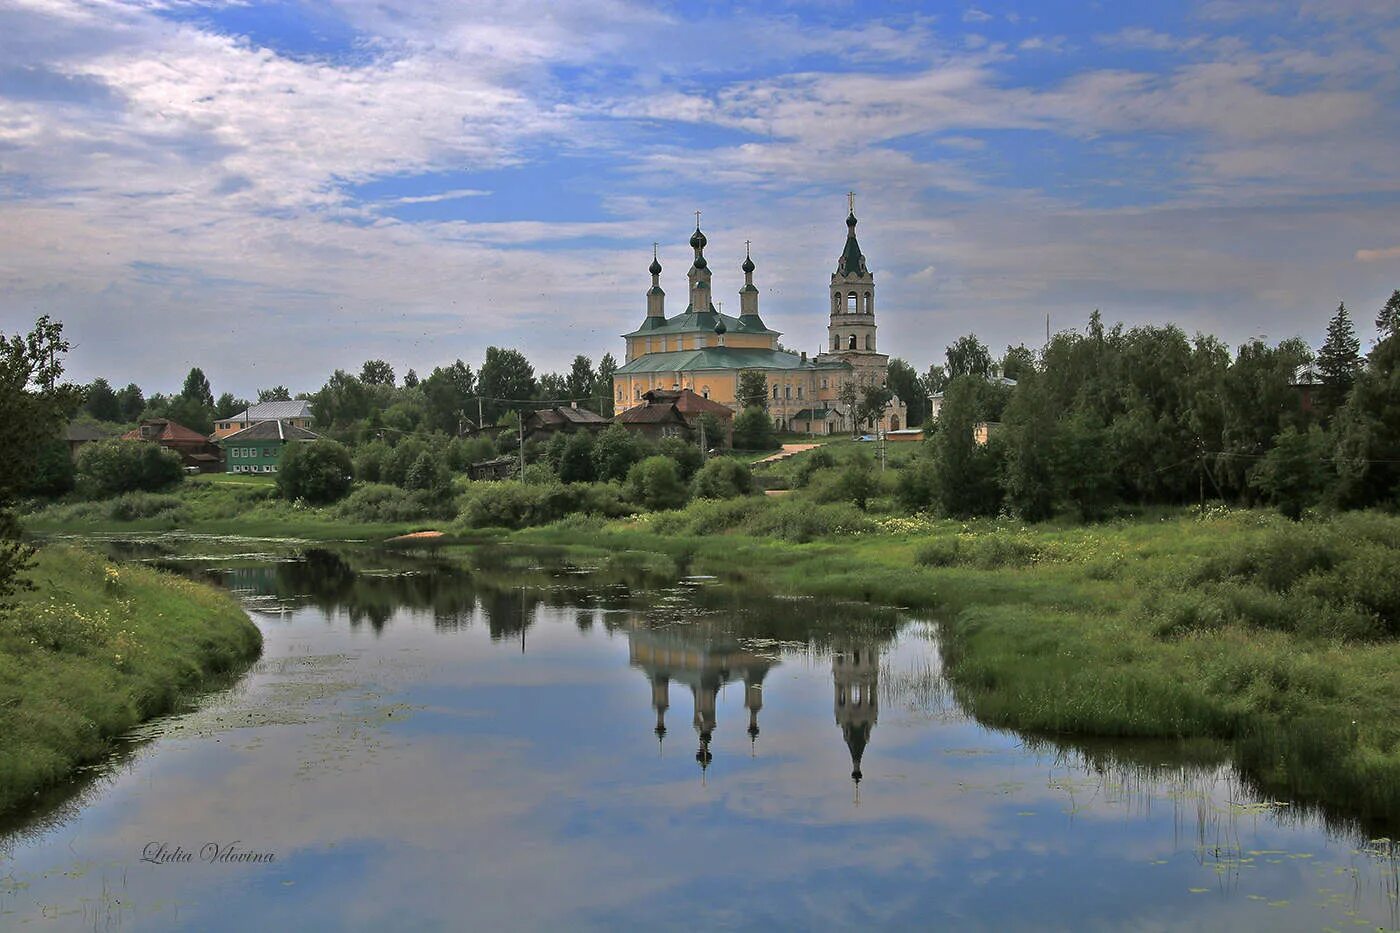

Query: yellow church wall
626;331;775;360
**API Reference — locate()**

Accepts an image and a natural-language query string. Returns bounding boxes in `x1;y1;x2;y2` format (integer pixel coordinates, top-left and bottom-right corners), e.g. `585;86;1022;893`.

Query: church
613;201;908;435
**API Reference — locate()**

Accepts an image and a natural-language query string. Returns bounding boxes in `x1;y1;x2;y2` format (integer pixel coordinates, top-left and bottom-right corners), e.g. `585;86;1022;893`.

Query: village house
218;420;321;474
521;404;609;442
121;418;223;473
63;422;111;460
213;399;315;439
614;388;734;445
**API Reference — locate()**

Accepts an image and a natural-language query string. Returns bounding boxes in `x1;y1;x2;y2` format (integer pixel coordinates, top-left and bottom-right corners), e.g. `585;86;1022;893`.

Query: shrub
626;455;689;511
25;438;76;498
404;449;450;496
592;424;648;482
457;481;632;530
558;433;597;483
658;437;703;481
793;448;836;488
353;440;391;483
334;484;438;523
76;440;184;497
743;499;874;542
895;456;938;512
277;440;353;504
107;492;189;523
649;496;757;536
691;458;753;500
913;537;959;567
732;406;778;451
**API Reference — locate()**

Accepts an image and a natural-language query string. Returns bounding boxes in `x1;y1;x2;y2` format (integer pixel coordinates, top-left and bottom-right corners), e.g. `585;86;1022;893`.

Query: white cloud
1355;245;1400;262
391;189;493;204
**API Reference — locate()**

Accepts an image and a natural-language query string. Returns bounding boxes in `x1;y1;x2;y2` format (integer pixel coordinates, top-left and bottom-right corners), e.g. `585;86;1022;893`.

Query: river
0;536;1395;930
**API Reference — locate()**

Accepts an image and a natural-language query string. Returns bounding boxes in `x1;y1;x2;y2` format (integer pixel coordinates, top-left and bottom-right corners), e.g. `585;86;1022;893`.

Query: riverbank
0;546;262;815
506;507;1400;827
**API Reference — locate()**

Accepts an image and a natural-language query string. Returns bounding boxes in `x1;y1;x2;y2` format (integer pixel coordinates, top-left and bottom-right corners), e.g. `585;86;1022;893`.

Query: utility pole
518;412;525;481
477;397;484;431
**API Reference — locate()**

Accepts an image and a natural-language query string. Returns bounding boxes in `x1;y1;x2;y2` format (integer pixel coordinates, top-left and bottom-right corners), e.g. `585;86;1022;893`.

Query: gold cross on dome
694;209;701;228
847;191;856;214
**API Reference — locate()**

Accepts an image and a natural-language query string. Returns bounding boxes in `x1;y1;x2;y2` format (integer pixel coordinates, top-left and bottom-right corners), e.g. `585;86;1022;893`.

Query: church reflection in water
629;621;881;785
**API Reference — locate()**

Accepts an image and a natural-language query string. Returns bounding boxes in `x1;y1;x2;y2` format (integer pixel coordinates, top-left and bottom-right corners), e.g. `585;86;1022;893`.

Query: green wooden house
219;420;321;474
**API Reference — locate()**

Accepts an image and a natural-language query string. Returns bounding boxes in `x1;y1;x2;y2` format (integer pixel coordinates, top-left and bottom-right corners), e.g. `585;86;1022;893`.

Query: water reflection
1;535;1392;931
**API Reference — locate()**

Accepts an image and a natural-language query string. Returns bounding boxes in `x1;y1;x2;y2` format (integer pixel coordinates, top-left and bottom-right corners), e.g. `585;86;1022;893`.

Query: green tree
164;394;214;436
1317;301;1362;419
421;360;476;434
1054;411;1114;521
658;436;702;480
737;370;769;410
945;335;992;379
180;367;214;409
886;359;924;425
25;438;76;498
404;449;450;497
84;377;121;422
116;383;145;422
626;455;688;511
214;392;248;419
594;353;619;417
311;370;372;429
566;355;595;403
1248;426;1328;520
690;457;752;499
360;359;395;387
930;375;1002;517
558;433;597;483
402;369;420;389
837;380;859;436
1332;331;1400;507
591;423;646;482
478;347;537;422
856;383;892;432
732;406;777;450
277;440;353;504
835;455;877;511
258;385;292;402
1000;344;1037;381
76;440;183;497
999;371;1058;521
920;364;948;400
1377;289;1400;341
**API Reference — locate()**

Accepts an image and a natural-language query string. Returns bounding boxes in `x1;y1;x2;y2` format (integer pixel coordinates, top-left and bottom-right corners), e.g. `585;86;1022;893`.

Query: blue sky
1;0;1398;395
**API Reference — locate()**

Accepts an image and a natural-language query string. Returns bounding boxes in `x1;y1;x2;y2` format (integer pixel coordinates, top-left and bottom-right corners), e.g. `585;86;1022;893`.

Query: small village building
467;456;518;481
614;388;734;445
121;418;223;473
522;404;609;441
219;420;321;474
63;422;111;460
214;399;315;439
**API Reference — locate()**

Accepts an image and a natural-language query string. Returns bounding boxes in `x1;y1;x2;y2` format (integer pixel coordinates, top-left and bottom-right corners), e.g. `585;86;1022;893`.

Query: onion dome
690;227;707;250
694;255;707;270
714;319;727;335
649;256;662;275
846;211;858;230
742;254;754;274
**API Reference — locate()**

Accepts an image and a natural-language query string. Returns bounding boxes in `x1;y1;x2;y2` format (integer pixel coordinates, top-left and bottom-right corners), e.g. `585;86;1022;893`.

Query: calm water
1;537;1396;931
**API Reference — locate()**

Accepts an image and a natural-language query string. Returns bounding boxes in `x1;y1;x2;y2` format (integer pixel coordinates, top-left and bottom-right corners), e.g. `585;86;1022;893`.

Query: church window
701;385;710;398
864;291;873;314
784;385;791;399
772;385;779;400
831;334;839;351
796;386;803;399
833;294;841;313
848;335;857;350
847;292;857;312
821;377;828;389
634;387;641;400
865;334;873;350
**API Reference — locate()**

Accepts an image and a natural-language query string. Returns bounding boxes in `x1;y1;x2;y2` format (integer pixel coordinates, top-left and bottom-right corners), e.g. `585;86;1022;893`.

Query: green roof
791;407;838;420
616;347;851;375
624;307;778;338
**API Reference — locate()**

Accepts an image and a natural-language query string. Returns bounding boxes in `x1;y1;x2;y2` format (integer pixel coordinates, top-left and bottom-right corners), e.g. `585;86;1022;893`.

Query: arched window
864;291;873;314
772;385;779;400
701;385;710;398
831;334;839;351
616;387;623;401
865;334;873;350
890;415;900;431
833;293;841;313
847;292;857;312
634;387;641;400
848;335;857;350
785;385;792;399
796;386;803;399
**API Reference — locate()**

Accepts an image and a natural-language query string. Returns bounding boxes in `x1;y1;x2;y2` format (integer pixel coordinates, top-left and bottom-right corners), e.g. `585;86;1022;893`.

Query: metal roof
616;347;850;375
623;308;778;339
229;400;313;422
218;420;321;443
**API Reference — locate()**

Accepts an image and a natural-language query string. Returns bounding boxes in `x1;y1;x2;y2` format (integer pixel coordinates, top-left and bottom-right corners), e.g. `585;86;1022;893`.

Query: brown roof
615;404;689;425
121;419;212;444
671;389;733;419
527;406;609;427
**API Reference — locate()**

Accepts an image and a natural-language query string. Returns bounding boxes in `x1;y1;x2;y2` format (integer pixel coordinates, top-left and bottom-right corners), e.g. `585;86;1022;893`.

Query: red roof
121;419;212;444
645;388;733;419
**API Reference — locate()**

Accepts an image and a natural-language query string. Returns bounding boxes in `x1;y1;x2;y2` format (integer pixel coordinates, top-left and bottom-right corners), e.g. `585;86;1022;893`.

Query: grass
511;505;1400;829
0;546;262;815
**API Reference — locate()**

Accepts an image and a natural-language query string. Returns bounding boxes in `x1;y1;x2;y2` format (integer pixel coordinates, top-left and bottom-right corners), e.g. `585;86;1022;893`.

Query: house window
772;385;779;400
796;387;803;399
821;377;828;389
784;385;791;399
832;294;841;313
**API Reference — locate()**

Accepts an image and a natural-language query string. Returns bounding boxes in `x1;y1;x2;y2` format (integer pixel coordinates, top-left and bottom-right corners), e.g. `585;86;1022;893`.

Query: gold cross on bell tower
694;209;702;228
847;190;856;214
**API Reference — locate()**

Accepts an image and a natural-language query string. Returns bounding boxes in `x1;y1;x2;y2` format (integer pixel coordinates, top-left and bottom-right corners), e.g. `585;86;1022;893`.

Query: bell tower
828;193;878;356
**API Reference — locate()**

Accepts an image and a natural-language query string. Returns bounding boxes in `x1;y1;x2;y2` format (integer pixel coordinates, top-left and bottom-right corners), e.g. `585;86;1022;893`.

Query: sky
1;0;1398;397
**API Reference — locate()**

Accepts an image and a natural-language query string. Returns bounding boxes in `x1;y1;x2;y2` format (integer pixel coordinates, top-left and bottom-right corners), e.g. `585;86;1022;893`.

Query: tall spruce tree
1317;302;1361;419
1378;289;1400;341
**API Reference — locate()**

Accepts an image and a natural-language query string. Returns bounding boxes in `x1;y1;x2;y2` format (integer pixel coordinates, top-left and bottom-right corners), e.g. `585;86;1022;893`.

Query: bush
691;458;753;500
793;448;836;488
913;537;959;567
456;481;632;530
743;499;874;543
896;455;938;512
658;437;703;481
107;492;189;522
558;433;597;483
626;455;689;511
353;440;391;483
649;496;756;536
404;450;450;496
277;440;353;504
732;406;778;451
25;438;76;498
76;440;184;497
334;484;439;523
592;424;649;482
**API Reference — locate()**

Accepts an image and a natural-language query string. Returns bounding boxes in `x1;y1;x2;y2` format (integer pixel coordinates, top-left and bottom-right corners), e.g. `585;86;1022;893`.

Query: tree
592;423;646;482
594;353;619;417
835;455;877;511
422;360;476;434
626;455;688;511
558;433;597;483
478;347;537;422
84;378;121;422
945;335;992;379
732;406;777;450
180;367;215;409
116;383;145;422
999;371;1058;521
856;383;892;432
402;369;420;389
1377;289;1400;341
737;370;769;410
360;359;395;387
404;450;450;497
886;359;924;425
214;392;248;419
311;370;372;428
691;457;753;499
837;380;859;436
1317;301;1362;419
277;440;353;504
1332;331;1400;508
1054;410;1115;521
165;394;214;435
920;364;948;400
76;440;184;497
258;385;292;402
657;436;702;480
930;375;1002;518
566;355;595;403
1248;426;1328;520
26;438;76;498
0;317;84;601
1000;344;1037;381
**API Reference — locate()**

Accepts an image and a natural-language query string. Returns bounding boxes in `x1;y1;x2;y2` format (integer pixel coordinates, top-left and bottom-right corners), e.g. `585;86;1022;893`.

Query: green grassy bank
0;547;263;815
507;507;1400;828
